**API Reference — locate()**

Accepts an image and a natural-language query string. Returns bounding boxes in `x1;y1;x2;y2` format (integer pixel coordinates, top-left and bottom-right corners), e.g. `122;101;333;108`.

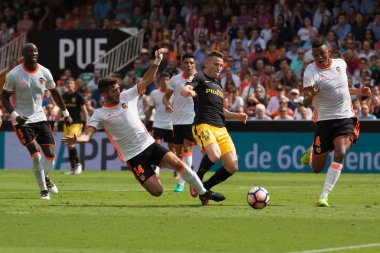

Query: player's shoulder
8;64;23;75
37;64;53;75
332;58;347;66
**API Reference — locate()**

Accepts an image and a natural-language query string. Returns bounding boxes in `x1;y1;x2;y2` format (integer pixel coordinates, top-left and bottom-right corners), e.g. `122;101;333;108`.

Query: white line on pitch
287;243;380;253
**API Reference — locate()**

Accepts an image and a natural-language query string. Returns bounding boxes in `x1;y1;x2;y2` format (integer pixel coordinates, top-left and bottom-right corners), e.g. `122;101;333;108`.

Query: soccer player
62;48;225;204
144;72;175;176
55;79;88;175
1;43;73;200
162;54;196;194
181;50;247;205
301;38;371;207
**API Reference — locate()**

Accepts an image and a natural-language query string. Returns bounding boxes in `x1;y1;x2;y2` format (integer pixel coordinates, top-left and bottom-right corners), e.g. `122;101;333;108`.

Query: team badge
316;147;321;153
315;136;321;153
121;102;128;109
139;175;145;181
21;138;26;144
304;77;310;86
39;77;46;85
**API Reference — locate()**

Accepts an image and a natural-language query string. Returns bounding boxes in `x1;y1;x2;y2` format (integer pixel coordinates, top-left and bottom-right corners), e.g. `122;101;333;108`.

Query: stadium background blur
0;0;380;123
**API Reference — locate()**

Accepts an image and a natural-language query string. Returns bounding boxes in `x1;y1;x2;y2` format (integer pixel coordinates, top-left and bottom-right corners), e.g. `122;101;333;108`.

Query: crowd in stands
1;0;380;123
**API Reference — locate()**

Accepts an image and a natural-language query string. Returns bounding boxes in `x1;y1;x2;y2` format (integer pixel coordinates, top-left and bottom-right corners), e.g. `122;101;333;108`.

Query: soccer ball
247;186;270;209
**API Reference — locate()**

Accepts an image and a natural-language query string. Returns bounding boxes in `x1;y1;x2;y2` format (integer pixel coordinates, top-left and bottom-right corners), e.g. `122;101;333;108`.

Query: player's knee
149;187;163;197
208;153;221;163
312;165;324;173
226;160;239;174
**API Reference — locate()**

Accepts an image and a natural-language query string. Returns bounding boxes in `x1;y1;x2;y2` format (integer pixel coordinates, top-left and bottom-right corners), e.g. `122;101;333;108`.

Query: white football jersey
167;73;195;125
88;85;155;161
149;89;173;130
3;64;56;125
303;59;354;122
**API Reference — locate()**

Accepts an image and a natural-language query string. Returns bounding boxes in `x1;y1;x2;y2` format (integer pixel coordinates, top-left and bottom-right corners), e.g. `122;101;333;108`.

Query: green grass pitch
0;170;379;253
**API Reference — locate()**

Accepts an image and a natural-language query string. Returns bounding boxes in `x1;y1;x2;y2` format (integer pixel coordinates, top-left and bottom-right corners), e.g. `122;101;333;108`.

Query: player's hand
155;48;168;61
64;116;73;127
16;115;28;126
237;113;248;124
187;86;197;97
62;134;77;146
309;86;320;97
360;86;372;97
165;103;174;113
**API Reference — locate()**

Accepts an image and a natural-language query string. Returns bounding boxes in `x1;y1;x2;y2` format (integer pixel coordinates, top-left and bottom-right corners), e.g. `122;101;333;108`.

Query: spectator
241;75;266;105
359;103;377;120
0;21;14;46
224;84;244;113
221;66;241;90
253;104;272;120
290;49;305;80
367;13;380;41
17;10;34;33
371;95;380;118
271;96;294;119
313;3;331;28
93;0;113;26
358;40;376;62
266;84;286;115
332;13;351;40
248;28;266;52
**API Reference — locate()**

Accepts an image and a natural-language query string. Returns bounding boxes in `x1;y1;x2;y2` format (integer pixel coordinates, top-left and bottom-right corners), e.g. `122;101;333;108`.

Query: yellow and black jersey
186;72;225;127
62;91;85;123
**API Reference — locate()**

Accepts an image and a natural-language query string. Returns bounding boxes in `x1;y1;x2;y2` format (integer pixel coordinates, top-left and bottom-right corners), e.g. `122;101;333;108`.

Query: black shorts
313;117;360;155
173;124;195;145
152;127;174;143
127;142;169;184
14;121;55;146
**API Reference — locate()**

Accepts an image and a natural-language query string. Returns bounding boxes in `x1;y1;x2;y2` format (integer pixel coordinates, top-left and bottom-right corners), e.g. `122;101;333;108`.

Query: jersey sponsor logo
71;97;77;103
121;102;128;109
21;79;28;85
205;88;224;98
39;77;46;85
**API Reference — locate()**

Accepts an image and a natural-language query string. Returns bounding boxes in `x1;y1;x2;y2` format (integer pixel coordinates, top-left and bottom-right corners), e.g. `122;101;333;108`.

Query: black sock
203;167;232;190
68;147;79;169
197;155;214;181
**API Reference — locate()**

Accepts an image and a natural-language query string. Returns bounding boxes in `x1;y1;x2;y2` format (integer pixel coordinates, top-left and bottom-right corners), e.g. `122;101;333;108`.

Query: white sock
178;153;193;187
32;153;47;191
179;163;206;195
320;162;342;199
42;157;55;175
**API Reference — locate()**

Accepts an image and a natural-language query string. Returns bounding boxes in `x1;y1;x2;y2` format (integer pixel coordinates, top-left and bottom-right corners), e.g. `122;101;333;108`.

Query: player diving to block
62;48;225;204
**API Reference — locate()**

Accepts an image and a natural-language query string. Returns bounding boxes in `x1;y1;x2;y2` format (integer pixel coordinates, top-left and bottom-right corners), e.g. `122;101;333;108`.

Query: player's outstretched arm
223;108;247;123
180;85;197;97
137;48;168;91
50;88;73;126
163;89;174;113
62;126;96;145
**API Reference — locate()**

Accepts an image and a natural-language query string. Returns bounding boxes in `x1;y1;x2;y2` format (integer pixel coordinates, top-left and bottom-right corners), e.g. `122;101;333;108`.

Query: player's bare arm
50;88;73;126
1;91;28;125
163;89;174;113
180;85;197;97
303;86;320;108
137;48;168;92
62;126;96;145
349;87;372;96
223;108;247;123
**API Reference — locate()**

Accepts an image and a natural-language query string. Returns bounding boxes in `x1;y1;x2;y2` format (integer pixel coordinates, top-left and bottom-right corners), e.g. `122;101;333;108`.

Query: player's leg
193;124;221;181
173;125;186;192
203;127;237;190
37;122;58;194
25;142;49;199
65;124;83;174
159;150;225;203
128;160;163;197
14;123;48;199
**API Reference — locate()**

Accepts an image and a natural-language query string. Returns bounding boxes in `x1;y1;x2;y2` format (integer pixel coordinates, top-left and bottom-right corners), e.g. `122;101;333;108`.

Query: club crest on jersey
336;66;341;73
39;77;46;85
121;102;128;109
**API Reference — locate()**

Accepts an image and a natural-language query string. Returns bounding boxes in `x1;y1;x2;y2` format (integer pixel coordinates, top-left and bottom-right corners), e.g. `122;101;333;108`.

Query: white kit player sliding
144;72;176;176
62;48;225;204
1;43;73;200
162;54;197;195
300;38;371;207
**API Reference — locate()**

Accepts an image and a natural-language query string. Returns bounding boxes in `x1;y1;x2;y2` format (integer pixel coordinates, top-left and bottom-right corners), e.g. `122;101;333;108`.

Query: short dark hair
312;38;330;49
98;77;118;93
181;53;194;62
160;72;170;80
207;50;224;59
